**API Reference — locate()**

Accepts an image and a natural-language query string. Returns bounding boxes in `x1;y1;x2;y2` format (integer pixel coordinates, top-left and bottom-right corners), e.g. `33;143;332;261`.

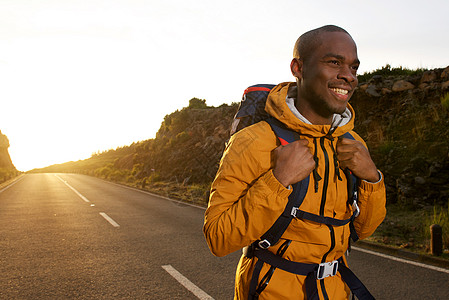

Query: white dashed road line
99;212;120;228
55;174;91;203
55;175;119;228
162;265;214;300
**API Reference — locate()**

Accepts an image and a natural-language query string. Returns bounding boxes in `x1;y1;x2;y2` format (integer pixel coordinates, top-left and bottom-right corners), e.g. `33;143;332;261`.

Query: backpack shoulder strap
341;131;360;243
255;118;310;249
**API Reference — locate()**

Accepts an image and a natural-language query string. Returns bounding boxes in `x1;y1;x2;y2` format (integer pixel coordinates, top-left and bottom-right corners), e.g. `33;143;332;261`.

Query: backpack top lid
230;84;276;136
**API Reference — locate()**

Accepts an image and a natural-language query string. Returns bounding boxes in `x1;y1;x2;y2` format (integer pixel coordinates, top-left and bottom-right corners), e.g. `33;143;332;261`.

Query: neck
295;98;333;125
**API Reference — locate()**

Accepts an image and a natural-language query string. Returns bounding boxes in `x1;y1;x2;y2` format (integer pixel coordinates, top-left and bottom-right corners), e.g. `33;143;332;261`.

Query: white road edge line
0;176;24;193
54;174;90;203
162;265;214;300
99;212;120;228
352;246;449;274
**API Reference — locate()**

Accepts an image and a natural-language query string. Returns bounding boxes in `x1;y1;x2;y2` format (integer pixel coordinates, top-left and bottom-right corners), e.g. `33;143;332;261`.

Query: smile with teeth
330;88;349;95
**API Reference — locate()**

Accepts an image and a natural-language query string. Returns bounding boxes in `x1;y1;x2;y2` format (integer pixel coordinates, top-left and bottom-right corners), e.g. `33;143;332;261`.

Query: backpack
231;84;373;300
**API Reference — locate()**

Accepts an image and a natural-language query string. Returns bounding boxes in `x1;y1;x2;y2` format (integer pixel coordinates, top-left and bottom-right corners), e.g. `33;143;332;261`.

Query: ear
290;58;303;81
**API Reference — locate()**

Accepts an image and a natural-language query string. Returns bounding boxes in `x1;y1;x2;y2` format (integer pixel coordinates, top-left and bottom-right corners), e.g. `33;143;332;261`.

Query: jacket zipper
318;137;334;300
320;224;336;300
319;137;330;216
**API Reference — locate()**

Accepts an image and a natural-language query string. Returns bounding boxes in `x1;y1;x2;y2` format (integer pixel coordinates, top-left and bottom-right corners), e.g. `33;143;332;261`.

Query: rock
371;75;383;83
414;177;426;185
421;70;437;83
366;84;381;97
392;80;415;92
418;83;428;90
441;81;449;90
441;66;449;79
359;83;369;91
381;88;392;95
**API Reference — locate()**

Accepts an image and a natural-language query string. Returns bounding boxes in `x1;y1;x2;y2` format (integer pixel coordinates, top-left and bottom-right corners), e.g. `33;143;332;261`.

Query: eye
329;60;340;65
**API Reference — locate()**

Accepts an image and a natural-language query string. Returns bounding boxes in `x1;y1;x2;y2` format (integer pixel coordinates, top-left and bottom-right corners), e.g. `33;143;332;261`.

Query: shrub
358;64;427;83
188;98;208;109
424;204;449;250
148;172;161;183
441;93;449;111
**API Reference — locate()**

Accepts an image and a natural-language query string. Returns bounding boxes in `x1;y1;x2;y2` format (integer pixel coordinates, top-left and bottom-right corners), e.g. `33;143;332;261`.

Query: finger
292;139;309;146
338;137;357;144
337;152;353;162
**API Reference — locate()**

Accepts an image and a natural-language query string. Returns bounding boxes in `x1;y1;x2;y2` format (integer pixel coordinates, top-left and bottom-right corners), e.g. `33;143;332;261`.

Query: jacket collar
265;82;355;138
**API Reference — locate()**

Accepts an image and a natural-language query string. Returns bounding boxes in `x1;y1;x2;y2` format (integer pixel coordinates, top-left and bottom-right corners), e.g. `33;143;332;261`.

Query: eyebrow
323;53;360;65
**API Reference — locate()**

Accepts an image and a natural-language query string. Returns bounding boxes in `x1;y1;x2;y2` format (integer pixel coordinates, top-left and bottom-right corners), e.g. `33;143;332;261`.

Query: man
203;25;386;299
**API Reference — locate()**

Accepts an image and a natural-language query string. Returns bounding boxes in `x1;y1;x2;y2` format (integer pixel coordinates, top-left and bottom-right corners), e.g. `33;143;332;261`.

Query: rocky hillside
32;66;449;209
0;130;18;183
353;66;449;207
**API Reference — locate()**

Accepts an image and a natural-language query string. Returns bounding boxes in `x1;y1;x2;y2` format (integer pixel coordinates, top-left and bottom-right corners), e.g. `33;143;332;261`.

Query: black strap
248;259;265;299
305;272;320;300
252;249;375;300
341;132;359;208
253;248;316;276
339;260;376;300
294;209;355;227
254;118;310;249
258;177;309;246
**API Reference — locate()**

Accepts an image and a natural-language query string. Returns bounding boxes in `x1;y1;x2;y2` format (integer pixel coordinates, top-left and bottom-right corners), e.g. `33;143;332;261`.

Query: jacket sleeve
349;130;387;239
353;173;386;239
203;125;291;257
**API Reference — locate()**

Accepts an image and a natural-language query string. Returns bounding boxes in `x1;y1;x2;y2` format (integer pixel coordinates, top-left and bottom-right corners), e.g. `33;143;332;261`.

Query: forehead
312;31;358;62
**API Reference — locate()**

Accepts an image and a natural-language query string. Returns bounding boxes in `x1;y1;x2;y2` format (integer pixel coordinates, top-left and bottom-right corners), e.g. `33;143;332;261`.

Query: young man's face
295;31;359;124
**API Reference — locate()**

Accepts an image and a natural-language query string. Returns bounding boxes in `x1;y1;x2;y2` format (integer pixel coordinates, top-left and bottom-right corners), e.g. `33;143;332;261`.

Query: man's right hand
272;139;315;187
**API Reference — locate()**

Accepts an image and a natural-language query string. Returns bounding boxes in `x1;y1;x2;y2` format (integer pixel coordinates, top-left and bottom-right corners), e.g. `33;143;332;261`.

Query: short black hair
293;25;351;61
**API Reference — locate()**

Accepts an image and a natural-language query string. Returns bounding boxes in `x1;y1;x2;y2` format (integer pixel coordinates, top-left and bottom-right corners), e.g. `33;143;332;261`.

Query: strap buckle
291;207;299;218
317;260;339;280
258;239;271;249
352;201;360;218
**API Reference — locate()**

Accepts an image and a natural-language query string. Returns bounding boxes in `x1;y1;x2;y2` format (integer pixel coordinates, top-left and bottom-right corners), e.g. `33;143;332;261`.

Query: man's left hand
336;137;380;183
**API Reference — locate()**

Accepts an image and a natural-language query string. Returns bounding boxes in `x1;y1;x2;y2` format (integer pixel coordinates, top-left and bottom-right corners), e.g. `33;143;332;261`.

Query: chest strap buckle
317;260;339;280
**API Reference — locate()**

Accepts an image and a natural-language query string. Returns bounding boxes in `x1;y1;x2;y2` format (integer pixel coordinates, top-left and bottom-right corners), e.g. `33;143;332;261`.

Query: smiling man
204;25;386;299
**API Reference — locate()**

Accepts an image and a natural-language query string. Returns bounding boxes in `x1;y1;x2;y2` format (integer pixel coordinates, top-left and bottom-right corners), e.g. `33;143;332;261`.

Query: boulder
359;83;369;91
441;81;449;90
392;80;415;92
441;66;449;79
420;70;437;83
366;84;381;97
381;88;392;95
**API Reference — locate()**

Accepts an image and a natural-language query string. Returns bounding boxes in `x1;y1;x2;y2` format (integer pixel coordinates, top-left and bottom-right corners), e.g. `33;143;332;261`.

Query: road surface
0;174;448;299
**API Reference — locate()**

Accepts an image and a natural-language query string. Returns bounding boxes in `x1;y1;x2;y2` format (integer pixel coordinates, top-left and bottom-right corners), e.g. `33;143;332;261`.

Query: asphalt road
0;174;448;299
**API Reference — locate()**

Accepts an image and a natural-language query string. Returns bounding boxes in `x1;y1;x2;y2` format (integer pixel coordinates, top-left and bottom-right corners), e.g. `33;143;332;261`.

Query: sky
0;0;448;171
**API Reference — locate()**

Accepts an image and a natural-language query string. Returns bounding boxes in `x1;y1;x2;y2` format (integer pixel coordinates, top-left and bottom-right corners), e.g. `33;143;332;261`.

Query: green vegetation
358;64;427;83
366;203;448;259
441;92;449;111
0;168;20;184
425;205;449;250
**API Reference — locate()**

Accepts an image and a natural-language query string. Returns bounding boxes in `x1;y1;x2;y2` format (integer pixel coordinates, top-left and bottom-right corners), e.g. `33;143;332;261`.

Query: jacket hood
265;82;355;138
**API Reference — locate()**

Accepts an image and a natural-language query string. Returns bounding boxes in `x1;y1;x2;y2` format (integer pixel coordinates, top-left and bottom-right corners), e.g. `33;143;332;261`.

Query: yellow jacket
203;82;386;299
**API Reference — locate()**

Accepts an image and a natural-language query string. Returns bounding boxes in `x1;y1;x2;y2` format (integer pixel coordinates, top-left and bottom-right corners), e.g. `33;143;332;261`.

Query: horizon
1;0;448;171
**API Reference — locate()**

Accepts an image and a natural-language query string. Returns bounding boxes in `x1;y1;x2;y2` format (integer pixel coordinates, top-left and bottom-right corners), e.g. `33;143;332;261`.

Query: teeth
331;88;349;95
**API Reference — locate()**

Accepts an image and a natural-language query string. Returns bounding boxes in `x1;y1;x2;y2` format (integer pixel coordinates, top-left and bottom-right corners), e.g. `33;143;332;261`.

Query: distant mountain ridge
31;66;449;208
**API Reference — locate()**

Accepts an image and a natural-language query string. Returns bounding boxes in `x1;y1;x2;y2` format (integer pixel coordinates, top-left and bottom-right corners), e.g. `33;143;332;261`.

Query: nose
337;65;357;84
